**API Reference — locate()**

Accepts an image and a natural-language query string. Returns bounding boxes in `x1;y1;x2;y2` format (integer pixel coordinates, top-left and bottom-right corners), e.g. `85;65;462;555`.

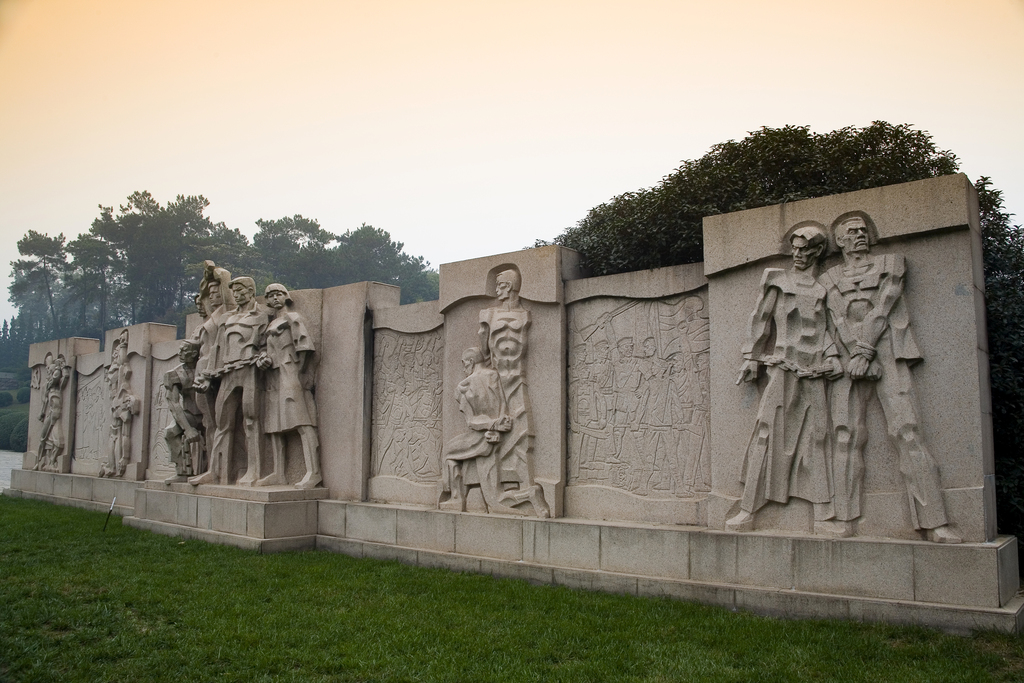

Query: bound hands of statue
194;376;211;393
255;352;272;371
847;355;871;380
736;360;760;385
184;428;201;445
492;415;513;433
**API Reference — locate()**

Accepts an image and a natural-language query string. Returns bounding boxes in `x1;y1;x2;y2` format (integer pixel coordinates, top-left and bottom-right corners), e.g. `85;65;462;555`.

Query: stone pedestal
315;501;1023;634
6;469;140;515
124;481;328;552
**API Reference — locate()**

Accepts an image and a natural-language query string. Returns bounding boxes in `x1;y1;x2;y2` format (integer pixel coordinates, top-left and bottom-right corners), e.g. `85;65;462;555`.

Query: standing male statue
255;284;321;489
476;269;549;517
727;225;843;533
100;329;140;478
185;262;233;483
192;276;268;486
820;213;960;543
34;353;70;472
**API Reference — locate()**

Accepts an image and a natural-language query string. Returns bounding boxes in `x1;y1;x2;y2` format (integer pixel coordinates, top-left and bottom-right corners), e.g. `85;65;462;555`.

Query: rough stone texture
27;337;99;473
318;282;401;501
704;175;993;543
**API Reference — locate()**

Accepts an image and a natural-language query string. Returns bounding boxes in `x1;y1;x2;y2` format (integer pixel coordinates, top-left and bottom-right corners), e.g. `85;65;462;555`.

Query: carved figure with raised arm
254;284;321;489
820;213;960;543
475;269;549;517
34;353;70;471
438;347;515;512
190;276;268;486
727;225;843;533
100;329;140;478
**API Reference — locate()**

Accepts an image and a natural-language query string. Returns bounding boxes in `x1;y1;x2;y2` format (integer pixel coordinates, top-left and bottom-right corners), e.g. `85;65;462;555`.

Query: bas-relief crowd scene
25;209;965;542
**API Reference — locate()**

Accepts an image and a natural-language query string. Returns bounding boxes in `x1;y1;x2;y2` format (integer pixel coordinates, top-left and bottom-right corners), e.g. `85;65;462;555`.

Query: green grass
2;497;1023;682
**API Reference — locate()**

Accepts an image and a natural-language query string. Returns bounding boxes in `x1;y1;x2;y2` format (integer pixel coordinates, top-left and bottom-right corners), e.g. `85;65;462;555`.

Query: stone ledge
315;533;1024;635
145;480;330;502
2;487;134;516
124;516;316;553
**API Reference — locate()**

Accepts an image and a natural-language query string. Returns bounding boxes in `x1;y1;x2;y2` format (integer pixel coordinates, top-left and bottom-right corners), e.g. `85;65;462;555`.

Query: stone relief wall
371;329;443;485
73;359;109;475
567;294;710;500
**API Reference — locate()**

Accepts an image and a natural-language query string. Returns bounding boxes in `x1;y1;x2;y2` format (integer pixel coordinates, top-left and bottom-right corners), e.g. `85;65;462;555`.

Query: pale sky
1;0;1022;322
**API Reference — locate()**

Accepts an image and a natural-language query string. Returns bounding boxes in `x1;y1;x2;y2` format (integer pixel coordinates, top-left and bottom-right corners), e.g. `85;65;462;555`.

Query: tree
552;122;958;276
9;230;69;335
335;224;438;304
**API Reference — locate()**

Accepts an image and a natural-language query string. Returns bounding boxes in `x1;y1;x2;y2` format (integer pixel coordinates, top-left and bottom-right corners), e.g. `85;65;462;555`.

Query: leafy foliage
0;410;25;449
15;387;29;404
5;194;440;359
552;123;958;275
8;417;27;452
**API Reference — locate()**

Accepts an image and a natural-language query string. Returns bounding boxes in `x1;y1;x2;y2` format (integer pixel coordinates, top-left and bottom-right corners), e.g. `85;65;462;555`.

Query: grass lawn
2;497;1023;682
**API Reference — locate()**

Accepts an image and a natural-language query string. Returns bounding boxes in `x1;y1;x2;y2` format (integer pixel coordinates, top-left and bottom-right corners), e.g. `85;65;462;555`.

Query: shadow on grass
1;496;1023;682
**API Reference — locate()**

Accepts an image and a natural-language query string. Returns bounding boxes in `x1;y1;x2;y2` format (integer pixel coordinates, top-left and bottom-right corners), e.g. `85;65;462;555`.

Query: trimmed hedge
9;417;28;452
16;387;30;404
0;411;25;450
0;392;13;408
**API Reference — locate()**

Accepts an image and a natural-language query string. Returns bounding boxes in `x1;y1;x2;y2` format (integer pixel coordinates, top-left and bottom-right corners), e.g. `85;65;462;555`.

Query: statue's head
178;341;199;366
789;224;828;271
264;283;292;311
642;337;657;357
194;293;207;318
462;347;485;375
617;337;634;357
495;270;521;302
200;262;232;310
833;213;874;255
229;277;256;306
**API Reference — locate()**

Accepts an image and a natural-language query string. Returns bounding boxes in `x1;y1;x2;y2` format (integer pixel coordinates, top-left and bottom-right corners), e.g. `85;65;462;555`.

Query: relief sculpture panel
74;367;108;471
371;329;443;484
567;293;710;501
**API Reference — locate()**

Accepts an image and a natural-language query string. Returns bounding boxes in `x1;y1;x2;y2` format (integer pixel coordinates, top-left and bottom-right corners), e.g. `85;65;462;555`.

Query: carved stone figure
820;213;960;543
438;347;516;512
727;225;843;532
255;284;321;489
100;329;140;478
162;342;204;483
468;269;549;516
191;276;268;486
186;262;233;480
33;353;70;471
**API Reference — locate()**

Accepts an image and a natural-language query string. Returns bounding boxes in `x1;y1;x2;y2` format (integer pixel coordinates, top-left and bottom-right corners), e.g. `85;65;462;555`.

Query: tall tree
9;230;68;335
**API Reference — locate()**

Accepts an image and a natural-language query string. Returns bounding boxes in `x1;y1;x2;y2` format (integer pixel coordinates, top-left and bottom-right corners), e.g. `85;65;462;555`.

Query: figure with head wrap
254;284;321;489
727;224;843;533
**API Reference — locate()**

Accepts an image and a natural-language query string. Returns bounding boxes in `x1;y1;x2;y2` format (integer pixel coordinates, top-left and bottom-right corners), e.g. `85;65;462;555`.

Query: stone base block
123;484;324;552
314;502;1022;633
5;469;140;515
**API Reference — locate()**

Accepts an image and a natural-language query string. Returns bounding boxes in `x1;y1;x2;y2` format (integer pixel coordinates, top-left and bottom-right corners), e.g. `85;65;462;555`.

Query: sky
0;0;1022;322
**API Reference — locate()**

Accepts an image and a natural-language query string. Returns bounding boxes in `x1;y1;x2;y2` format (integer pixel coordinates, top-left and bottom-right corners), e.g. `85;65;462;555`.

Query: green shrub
16;387;29;403
9;417;28;452
0;392;13;408
0;411;25;450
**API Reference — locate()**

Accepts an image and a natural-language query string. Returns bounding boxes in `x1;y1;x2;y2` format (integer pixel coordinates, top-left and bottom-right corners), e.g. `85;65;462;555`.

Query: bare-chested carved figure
727;225;843;533
191;276;268;486
473;269;549;517
163;342;204;483
255;284;321;489
820;213;960;543
34;353;70;471
100;330;140;478
438;347;514;512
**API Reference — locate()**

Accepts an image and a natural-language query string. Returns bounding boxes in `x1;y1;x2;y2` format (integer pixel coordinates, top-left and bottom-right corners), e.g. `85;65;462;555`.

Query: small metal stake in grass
103;497;116;532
